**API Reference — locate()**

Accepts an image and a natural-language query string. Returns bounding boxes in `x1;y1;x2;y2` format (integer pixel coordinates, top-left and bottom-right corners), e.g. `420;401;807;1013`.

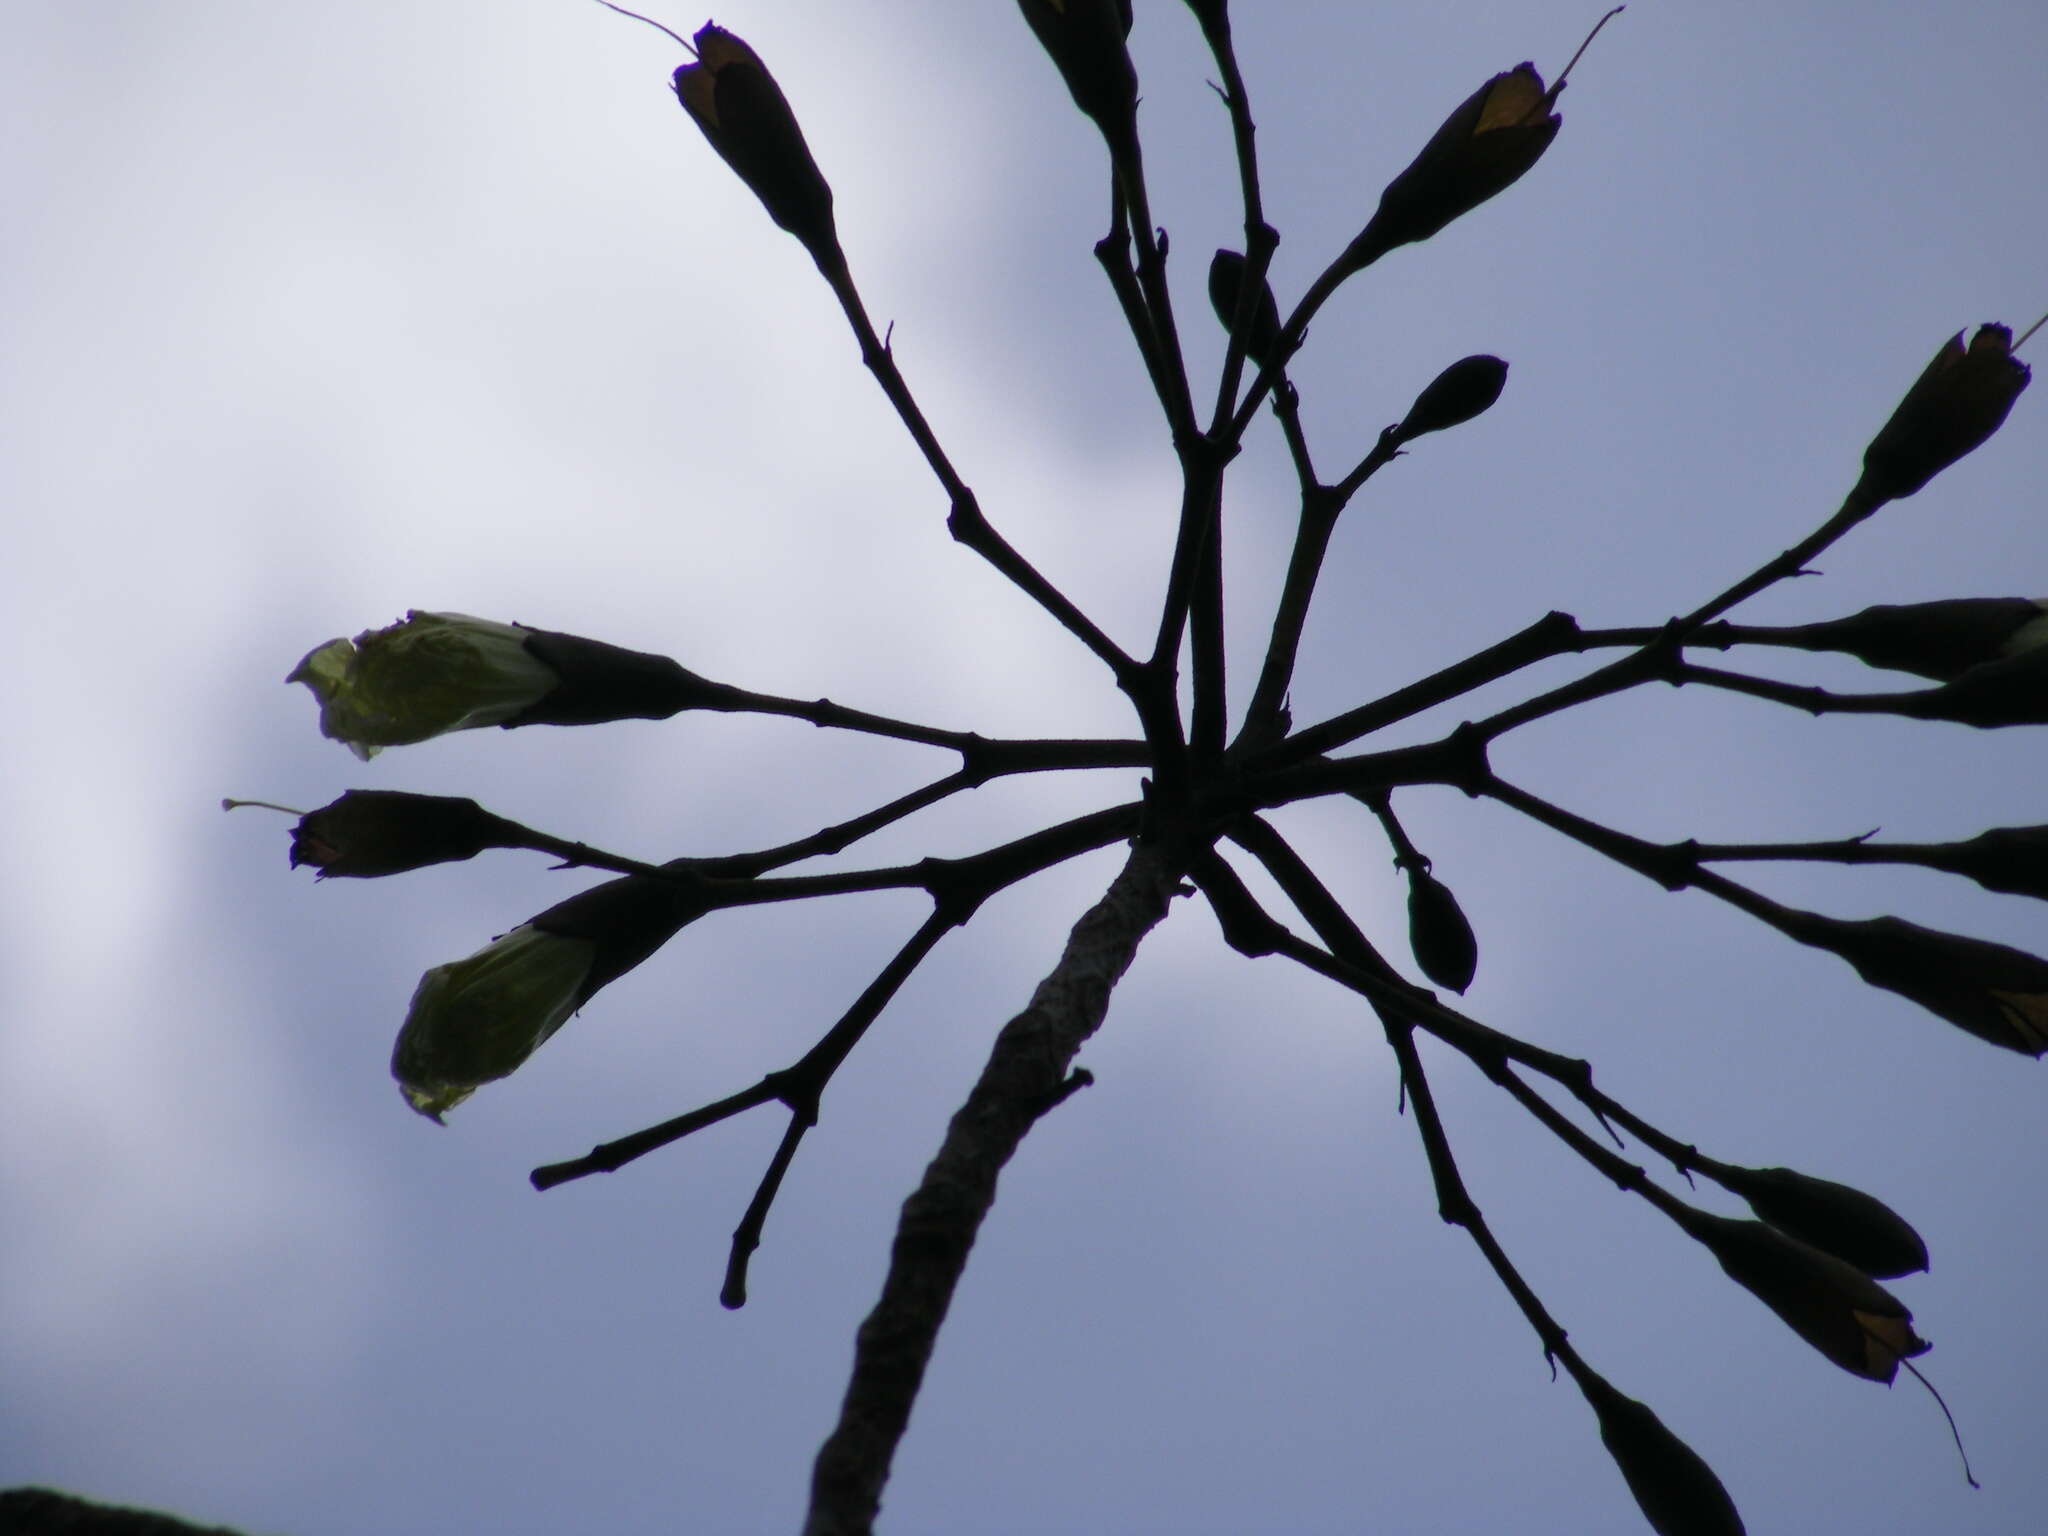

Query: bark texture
802;839;1184;1536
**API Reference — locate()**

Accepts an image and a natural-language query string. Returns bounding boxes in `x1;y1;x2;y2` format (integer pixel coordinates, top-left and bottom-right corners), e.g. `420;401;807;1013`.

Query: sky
4;3;2047;1533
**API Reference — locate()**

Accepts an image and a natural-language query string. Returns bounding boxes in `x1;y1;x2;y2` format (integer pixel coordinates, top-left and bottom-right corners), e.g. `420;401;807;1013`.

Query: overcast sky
5;4;2047;1533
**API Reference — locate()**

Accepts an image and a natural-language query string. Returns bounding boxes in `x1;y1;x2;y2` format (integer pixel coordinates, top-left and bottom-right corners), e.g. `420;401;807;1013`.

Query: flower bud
1908;644;2048;728
392;870;709;1120
289;611;714;758
1579;1375;1746;1536
1923;824;2048;902
673;25;838;261
1775;597;2048;682
1676;1209;1928;1383
1777;910;2048;1056
1713;1164;1928;1280
1341;66;1560;271
1016;0;1138;134
290;790;514;879
1852;324;2031;506
393;924;598;1122
1395;355;1509;441
1406;866;1478;994
1207;249;1283;369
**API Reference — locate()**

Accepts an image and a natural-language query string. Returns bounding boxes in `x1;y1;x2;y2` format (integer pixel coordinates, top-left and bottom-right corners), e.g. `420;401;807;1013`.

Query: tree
6;5;2044;1535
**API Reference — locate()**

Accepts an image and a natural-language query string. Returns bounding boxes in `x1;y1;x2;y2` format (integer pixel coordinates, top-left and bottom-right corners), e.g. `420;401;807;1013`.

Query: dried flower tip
1715;1164;1928;1279
1396;355;1510;441
1207;250;1284;369
290;790;512;880
674;25;839;261
1853;324;2031;506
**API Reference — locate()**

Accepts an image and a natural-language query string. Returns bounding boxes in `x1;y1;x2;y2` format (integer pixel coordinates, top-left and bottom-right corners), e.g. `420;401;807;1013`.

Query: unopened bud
1852;324;2031;506
1207;250;1283;369
1675;1209;1928;1383
673;25;839;261
1779;597;2048;682
1714;1164;1928;1280
1923;824;2048;902
1395;355;1509;441
1908;644;2048;728
1776;909;2048;1056
1406;866;1478;993
1016;0;1138;133
1580;1375;1747;1536
290;790;513;879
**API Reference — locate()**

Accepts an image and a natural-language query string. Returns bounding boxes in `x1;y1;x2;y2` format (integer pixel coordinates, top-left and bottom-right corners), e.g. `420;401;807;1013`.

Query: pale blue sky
4;4;2046;1533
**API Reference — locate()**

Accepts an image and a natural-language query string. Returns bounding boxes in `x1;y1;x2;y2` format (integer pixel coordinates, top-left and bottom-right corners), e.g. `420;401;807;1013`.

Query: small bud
1015;0;1138;133
1714;1165;1928;1280
1580;1375;1747;1536
1207;250;1283;369
290;790;513;879
1395;355;1509;441
1852;324;2031;506
391;869;709;1121
1406;867;1478;993
1778;597;2048;681
289;611;713;758
673;25;839;261
1677;1209;1928;1383
1778;910;2048;1056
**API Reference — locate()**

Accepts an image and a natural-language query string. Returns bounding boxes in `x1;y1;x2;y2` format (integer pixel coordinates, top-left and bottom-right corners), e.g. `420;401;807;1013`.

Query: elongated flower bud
1016;0;1138;135
392;869;710;1120
1674;1209;1928;1382
1775;910;2048;1056
674;25;839;262
289;611;717;759
1921;824;2048;902
1769;597;2048;682
1406;867;1478;993
1907;644;2048;728
1714;1164;1928;1279
1341;66;1560;272
1207;249;1283;369
1395;355;1509;441
1580;1374;1746;1536
290;790;515;879
1852;324;2031;506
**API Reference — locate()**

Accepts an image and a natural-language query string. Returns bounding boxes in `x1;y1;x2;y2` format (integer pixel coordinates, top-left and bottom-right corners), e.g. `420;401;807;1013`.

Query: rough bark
802;839;1185;1536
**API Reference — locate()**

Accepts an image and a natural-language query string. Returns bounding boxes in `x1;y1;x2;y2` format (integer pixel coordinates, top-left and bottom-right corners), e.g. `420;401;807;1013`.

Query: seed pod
1395;355;1509;440
1406;866;1478;993
1207;249;1283;368
1715;1164;1928;1279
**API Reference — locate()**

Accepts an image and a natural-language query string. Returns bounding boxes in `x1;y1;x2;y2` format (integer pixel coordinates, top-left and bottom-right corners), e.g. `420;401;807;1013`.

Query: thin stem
811;251;1140;686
